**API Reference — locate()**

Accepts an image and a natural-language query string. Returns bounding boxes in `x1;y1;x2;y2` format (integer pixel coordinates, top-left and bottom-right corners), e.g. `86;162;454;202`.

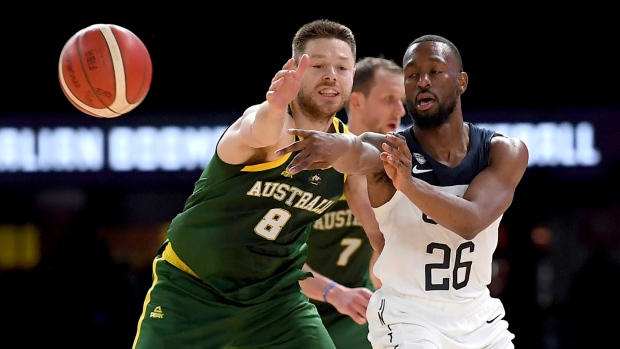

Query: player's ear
457;72;468;94
348;92;363;112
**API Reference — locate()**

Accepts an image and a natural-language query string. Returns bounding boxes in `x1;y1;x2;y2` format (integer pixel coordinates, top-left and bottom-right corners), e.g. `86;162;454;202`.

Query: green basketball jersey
166;118;349;305
305;196;375;315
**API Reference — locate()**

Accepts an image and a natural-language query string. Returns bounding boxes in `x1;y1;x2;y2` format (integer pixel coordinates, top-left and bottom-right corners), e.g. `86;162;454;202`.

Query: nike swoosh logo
412;165;433;174
486;314;502;324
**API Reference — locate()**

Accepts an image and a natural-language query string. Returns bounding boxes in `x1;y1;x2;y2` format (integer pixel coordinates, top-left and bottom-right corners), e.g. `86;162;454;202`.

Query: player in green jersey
132;19;368;349
300;56;406;349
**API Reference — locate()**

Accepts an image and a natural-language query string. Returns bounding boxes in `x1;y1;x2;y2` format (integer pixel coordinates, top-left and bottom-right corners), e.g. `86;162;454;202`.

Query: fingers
266;77;285;96
385;132;407;151
349;293;371;325
382;133;411;161
350;312;367;325
379;133;412;177
282;57;296;70
267;56;309;106
286;128;312;136
287;155;326;174
274;137;315;174
271;69;297;84
295;54;309;75
274;129;313;156
387;131;405;140
272;55;306;84
275;55;308;82
382;152;403;168
275;129;329;174
382;147;407;169
344;302;368;325
381;142;402;161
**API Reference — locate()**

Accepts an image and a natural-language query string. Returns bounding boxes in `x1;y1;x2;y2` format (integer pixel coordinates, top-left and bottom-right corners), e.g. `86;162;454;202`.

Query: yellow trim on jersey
336;117;353;187
162;243;200;279
241;152;292;172
334;117;350;184
240;117;349;173
335;118;351;135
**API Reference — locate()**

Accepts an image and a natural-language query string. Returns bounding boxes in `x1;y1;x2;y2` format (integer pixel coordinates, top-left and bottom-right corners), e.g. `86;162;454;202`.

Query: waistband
161;242;200;279
379;285;490;316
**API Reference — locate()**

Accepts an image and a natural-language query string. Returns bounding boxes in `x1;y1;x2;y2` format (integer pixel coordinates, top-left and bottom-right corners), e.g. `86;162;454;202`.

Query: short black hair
408;34;463;71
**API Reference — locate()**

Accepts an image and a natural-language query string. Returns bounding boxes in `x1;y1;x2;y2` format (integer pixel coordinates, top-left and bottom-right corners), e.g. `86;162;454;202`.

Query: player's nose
394;101;406;118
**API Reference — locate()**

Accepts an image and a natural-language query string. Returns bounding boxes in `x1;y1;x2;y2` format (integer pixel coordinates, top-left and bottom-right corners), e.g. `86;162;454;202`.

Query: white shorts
367;286;515;349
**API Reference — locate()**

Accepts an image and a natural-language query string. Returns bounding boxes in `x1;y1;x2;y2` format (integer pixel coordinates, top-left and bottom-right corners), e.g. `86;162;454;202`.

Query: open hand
327;285;374;325
266;54;309;110
381;132;413;191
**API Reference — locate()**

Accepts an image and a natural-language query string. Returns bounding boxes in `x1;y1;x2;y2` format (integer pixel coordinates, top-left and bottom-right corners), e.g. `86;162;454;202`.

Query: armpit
372;170;391;184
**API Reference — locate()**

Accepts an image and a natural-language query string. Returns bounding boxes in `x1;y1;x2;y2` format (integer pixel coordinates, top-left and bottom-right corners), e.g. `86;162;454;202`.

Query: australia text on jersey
246;181;336;215
312;209;362;230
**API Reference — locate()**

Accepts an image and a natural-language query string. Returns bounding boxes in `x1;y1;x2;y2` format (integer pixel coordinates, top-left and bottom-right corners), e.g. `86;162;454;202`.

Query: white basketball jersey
373;123;500;303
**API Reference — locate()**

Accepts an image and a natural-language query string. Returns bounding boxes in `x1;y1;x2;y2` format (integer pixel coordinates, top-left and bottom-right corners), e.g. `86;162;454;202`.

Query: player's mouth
319;88;339;97
416;92;435;111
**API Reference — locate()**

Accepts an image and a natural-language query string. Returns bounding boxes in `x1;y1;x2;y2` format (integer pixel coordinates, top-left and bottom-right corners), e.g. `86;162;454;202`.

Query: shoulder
490;133;528;157
468;122;528;160
489;133;529;180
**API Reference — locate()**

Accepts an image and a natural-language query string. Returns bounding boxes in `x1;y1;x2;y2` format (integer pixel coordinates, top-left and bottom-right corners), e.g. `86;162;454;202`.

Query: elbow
460;228;481;241
453;218;489;241
450;203;501;240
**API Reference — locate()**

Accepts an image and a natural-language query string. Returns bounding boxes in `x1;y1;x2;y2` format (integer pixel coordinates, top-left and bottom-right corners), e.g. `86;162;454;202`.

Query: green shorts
132;250;335;349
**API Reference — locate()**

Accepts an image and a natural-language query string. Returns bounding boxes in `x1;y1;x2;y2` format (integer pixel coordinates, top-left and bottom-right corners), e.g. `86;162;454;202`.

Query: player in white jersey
276;34;529;348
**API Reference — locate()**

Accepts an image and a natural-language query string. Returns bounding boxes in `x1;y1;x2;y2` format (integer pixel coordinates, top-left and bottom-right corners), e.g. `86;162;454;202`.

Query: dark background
1;8;619;349
6;8;620;114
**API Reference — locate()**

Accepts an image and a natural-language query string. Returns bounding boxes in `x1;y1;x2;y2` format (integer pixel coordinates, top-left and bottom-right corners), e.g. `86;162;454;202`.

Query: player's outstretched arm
218;55;309;164
275;129;386;175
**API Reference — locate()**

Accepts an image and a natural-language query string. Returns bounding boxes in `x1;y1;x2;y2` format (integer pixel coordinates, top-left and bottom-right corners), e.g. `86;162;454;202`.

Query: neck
414;116;469;167
290;101;336;132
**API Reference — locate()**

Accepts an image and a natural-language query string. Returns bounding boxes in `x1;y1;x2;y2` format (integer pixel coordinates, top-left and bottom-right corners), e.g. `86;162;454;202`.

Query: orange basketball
58;24;153;118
